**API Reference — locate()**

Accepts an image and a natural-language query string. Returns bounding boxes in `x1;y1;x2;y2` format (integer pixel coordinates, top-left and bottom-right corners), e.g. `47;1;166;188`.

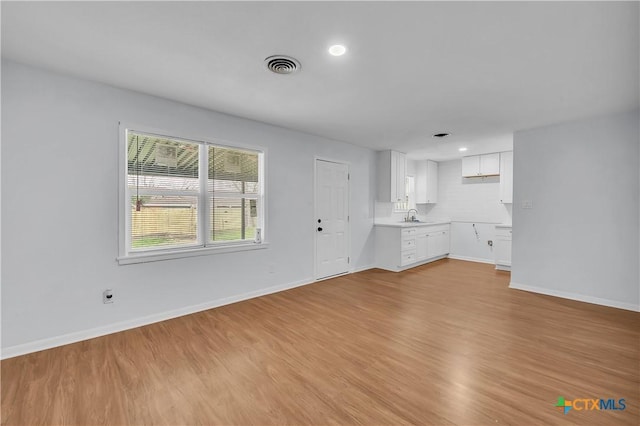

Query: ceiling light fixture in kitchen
459;147;468;152
328;44;347;56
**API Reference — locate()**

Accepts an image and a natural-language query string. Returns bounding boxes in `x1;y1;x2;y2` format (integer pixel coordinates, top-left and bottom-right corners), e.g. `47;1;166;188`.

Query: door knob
317;227;323;232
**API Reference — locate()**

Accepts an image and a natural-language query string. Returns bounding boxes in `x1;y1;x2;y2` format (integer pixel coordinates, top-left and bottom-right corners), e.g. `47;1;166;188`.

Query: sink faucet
406;209;418;222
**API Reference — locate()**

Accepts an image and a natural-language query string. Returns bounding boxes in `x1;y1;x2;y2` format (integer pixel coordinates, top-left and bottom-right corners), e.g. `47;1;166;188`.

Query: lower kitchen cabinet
416;227;450;261
494;226;512;271
375;224;450;272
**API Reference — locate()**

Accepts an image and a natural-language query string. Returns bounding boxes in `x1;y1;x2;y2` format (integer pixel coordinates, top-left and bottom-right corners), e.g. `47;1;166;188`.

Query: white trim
118;122;129;259
1;275;313;360
118;122;267;261
198;142;208;246
315;271;350;282
447;254;495;265
374;255;448;273
1;264;378;359
118;122;268;154
352;264;376;273
258;148;267;242
509;282;640;312
118;242;269;265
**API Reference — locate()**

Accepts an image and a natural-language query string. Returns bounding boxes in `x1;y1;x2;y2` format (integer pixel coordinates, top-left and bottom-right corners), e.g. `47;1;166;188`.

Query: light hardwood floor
2;259;639;425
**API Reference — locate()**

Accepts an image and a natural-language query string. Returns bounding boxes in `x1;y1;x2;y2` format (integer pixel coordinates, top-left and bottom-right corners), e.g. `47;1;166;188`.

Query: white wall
420;159;511;224
0;61;377;354
422;159;511;262
511;110;640;311
448;222;499;264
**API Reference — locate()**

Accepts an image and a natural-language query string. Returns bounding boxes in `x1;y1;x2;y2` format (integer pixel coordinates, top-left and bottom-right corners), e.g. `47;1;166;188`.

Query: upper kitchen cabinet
461;153;500;177
499;151;513;204
377;150;407;203
415;160;438;203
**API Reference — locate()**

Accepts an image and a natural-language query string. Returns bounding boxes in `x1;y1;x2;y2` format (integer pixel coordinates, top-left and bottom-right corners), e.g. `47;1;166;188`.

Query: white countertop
374;220;451;228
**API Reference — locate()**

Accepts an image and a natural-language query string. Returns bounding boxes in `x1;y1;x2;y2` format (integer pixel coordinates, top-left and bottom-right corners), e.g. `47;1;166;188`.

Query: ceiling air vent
264;55;301;75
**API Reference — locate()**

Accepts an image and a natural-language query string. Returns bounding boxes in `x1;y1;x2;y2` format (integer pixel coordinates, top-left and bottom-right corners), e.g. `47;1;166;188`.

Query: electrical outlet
103;289;114;304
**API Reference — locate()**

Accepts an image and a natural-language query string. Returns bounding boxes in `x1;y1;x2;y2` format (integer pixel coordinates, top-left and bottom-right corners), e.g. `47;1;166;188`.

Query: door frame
313;157;351;281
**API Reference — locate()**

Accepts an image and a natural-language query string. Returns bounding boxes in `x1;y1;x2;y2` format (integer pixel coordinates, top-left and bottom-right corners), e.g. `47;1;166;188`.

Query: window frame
118;122;268;265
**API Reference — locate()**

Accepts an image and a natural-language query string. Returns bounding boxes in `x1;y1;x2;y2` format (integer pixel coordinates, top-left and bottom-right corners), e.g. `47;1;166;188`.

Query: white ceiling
2;1;638;160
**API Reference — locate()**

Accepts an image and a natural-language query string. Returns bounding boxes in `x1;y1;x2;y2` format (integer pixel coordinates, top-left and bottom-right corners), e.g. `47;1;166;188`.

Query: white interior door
315;160;350;279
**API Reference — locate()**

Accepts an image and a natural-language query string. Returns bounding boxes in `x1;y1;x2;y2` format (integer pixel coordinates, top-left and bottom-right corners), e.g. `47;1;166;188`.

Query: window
394;175;416;212
119;126;265;264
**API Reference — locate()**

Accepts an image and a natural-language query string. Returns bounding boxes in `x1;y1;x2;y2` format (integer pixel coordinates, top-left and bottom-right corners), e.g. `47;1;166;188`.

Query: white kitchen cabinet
399;227;416;267
499;151;513;204
375;224;450;272
494;226;512;271
416;232;428;261
480;153;500;175
415;160;438;204
461;156;480;177
377;150;407;202
395;152;406;203
462;153;500;177
415;226;450;261
428;228;450;258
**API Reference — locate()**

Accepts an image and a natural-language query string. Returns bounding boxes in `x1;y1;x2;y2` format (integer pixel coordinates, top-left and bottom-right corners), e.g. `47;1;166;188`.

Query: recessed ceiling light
328;44;347;56
459;147;468;152
432;133;450;138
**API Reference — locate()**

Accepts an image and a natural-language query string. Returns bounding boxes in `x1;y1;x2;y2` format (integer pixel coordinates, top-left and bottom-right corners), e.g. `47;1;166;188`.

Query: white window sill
117;242;269;265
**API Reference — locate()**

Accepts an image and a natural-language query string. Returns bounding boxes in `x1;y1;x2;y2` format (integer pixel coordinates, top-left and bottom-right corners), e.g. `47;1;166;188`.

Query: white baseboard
352;264;376;273
1;277;315;360
509;282;640;312
447;254;495;265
